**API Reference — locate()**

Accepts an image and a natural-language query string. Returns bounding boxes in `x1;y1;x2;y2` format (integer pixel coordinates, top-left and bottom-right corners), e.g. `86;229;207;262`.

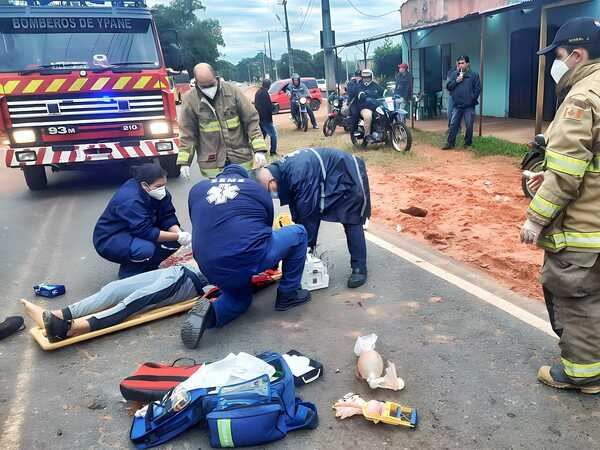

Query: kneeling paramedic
253;147;371;288
93;164;191;279
520;17;600;393
181;164;310;349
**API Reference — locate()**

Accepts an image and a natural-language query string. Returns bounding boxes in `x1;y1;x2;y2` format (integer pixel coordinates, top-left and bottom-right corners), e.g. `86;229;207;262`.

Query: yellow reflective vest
177;79;267;178
527;61;600;252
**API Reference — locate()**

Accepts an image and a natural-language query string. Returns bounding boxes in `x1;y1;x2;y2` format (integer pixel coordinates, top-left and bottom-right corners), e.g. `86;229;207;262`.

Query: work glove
253;152;267;168
177;231;192;247
524;171;545;195
180;165;191;180
520;219;543;245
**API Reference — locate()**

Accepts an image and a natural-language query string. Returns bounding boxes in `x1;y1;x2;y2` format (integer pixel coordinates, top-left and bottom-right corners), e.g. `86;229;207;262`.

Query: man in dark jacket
394;63;412;113
443;55;481;150
355;69;384;142
181;164;310;349
253;147;371;288
254;79;277;155
347;69;362;131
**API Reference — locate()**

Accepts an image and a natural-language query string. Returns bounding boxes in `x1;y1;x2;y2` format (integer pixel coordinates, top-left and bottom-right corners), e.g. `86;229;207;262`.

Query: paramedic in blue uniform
253;147;371;288
93;164;191;279
181;164;311;349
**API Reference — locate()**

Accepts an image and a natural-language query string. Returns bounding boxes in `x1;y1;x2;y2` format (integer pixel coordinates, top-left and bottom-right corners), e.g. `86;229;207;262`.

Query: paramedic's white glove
177;231;192;247
520;219;543;245
180;165;191;180
525;172;545;195
253;152;267;168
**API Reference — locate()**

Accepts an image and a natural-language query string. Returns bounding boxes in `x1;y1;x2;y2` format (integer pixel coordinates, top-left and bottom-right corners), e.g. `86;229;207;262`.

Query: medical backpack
129;352;318;448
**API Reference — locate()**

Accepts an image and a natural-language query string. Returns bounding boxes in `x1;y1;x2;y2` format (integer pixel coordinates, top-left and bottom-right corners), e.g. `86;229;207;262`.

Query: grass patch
412;128;527;158
275;120;424;168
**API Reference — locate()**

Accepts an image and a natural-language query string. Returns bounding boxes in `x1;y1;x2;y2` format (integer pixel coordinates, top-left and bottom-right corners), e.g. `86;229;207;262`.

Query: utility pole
262;45;267;79
267;31;274;78
321;0;336;103
282;0;294;76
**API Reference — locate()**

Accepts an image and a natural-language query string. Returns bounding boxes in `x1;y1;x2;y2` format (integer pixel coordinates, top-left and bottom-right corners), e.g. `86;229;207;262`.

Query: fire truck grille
7;91;165;128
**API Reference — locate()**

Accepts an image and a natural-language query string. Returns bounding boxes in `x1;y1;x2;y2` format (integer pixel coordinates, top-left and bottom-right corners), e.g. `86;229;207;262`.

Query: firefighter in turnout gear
177;63;268;179
520;17;600;394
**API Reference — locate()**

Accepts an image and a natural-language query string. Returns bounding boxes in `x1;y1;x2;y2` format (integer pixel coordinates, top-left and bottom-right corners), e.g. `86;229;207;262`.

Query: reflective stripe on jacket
177;79;267;178
527;61;600;253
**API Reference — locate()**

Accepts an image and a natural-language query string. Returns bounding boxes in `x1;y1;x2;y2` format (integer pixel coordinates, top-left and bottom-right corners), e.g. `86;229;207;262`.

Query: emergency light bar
24;0;147;7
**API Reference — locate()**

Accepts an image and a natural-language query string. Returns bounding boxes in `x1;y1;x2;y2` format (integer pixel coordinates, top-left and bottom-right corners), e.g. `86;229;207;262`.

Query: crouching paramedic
253;147;371;288
177;63;268;179
519;17;600;393
21;264;210;342
181;164;311;349
93;164;190;279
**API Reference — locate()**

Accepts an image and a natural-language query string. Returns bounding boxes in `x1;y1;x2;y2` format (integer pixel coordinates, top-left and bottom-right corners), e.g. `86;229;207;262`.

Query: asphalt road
1;163;599;450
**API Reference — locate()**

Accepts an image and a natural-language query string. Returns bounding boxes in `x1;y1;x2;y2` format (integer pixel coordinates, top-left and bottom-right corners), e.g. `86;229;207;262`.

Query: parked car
172;70;192;104
269;77;322;113
317;78;326;92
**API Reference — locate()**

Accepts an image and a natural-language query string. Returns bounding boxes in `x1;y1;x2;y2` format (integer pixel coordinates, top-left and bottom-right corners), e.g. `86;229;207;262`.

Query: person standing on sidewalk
442;56;481;150
254;79;278;156
520;17;600;394
394;63;412;114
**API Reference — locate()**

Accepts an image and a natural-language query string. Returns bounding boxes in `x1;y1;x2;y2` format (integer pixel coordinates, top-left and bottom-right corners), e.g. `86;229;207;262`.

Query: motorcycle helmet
291;73;300;85
361;69;373;86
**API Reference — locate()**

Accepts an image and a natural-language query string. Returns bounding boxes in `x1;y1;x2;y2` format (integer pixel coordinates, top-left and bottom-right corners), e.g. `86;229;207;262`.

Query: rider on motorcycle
352;69;383;142
284;73;318;129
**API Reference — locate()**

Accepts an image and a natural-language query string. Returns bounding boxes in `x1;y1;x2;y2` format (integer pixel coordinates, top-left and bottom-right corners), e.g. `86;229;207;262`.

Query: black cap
538;17;600;55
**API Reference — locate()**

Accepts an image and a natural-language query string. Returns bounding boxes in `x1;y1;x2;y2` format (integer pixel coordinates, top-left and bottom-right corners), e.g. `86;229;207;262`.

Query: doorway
509;27;558;120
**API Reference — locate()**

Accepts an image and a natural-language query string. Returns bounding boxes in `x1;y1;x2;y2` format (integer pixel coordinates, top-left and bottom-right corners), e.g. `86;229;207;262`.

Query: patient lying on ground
22;263;211;342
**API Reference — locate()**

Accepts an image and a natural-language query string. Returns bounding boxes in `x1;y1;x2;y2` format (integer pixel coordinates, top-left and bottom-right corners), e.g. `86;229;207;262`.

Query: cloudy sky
193;0;404;63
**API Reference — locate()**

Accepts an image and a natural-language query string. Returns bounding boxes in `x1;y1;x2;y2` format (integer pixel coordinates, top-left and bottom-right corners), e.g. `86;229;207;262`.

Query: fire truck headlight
149;121;170;136
16;150;37;162
13;129;36;144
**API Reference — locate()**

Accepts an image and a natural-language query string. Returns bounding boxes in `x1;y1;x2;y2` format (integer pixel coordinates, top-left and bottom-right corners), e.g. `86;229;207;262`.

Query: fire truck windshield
0;17;160;73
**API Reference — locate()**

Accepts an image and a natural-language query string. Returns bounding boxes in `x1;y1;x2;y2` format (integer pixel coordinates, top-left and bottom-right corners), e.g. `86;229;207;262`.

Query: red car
269;77;322;113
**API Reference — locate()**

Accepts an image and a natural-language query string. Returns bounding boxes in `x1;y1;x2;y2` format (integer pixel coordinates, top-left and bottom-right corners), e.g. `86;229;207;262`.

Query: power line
293;0;314;34
343;0;399;18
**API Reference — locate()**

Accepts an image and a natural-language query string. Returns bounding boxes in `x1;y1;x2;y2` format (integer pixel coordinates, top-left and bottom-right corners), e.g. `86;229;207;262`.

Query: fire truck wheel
160;155;181;178
23;166;48;191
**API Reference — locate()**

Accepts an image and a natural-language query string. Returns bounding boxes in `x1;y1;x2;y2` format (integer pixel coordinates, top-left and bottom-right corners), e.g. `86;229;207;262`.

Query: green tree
311;50;345;81
152;0;225;73
373;39;403;82
277;49;314;78
215;60;236;81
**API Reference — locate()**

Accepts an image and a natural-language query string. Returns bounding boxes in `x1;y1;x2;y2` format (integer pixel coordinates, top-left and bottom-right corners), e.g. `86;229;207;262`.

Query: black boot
275;288;311;311
181;298;214;349
42;311;71;343
348;268;367;288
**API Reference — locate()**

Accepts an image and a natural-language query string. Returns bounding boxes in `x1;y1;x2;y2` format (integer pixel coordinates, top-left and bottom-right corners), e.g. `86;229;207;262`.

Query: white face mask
200;85;218;99
147;186;167;201
550;52;574;84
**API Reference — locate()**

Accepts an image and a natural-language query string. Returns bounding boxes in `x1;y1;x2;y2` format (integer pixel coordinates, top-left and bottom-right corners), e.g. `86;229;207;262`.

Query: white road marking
365;231;556;338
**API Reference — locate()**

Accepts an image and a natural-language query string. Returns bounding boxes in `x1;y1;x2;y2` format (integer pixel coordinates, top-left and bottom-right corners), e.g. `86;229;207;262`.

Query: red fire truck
0;0;184;190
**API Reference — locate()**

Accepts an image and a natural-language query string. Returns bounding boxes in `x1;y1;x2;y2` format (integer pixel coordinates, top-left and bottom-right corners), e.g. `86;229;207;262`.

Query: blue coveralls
93;179;181;279
267;147;371;271
189;165;307;328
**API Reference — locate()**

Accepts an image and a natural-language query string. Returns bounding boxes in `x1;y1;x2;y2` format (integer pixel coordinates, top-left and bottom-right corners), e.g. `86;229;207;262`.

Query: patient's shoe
42;311;71;343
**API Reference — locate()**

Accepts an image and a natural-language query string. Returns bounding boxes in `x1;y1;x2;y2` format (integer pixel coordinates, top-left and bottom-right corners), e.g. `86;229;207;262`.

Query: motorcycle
291;96;310;132
351;96;412;152
521;134;546;198
323;93;353;136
